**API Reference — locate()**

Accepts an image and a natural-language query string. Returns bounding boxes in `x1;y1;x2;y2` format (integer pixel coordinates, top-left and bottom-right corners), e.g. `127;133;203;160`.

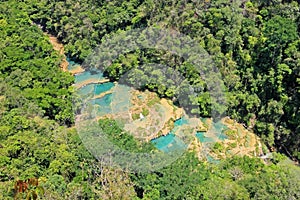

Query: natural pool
211;120;228;141
196;131;214;143
168;117;189;134
75;70;103;85
213;120;228;132
151;117;189;152
71;60;228;162
94;82;114;95
78;84;95;95
93;94;113;115
67;57;80;71
218;133;228;141
174;117;188;126
195;119;228;143
151;133;186;153
78;82;115;96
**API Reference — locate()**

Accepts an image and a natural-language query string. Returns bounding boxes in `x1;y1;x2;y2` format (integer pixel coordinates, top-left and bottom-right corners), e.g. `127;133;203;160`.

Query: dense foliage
0;0;299;199
0;2;97;198
22;0;300;160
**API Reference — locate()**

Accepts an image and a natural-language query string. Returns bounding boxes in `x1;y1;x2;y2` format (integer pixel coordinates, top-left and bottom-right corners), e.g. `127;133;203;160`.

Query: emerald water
78;82;115;97
168;117;189;134
195;119;229;143
213;120;228;132
94;94;113;106
218;133;228;140
151;134;175;151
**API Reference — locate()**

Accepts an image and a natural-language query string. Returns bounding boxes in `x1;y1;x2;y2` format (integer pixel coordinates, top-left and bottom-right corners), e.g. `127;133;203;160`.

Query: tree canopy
0;0;300;199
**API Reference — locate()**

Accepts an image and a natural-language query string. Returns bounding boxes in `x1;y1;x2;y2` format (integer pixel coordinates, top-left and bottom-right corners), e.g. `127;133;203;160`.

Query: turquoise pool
196;131;214;143
94;82;115;95
168;117;189;134
78;84;94;95
71;59;227;161
79;82;115;96
174;117;188;126
93;94;113;115
94;94;112;106
75;70;103;84
212;120;228;132
67;58;80;71
150;117;188;152
151;133;186;153
218;133;228;140
211;120;228;140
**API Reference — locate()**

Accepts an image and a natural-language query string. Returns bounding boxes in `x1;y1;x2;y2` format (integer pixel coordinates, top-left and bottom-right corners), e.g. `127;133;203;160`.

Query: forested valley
0;0;300;199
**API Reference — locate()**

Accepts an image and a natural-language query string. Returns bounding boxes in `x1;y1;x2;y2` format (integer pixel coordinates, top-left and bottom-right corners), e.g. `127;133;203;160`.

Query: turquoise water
196;131;214;143
74;68;112;116
218;133;228;140
169;117;189;134
78;84;94;95
67;58;80;71
70;58;228;159
94;94;113;106
75;70;103;84
151;133;186;153
111;85;132;113
212;120;228;140
213;120;228;132
151;117;188;152
151;134;175;149
206;155;220;164
93;94;113;115
137;94;143;99
78;83;114;96
174;117;188;126
200;117;208;126
94;82;114;95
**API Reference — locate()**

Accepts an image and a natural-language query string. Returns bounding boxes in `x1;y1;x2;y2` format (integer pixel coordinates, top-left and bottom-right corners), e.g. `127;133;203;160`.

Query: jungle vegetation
0;0;299;199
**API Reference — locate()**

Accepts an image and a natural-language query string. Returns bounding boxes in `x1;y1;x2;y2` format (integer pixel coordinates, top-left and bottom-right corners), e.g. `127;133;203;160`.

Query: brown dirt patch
47;34;68;72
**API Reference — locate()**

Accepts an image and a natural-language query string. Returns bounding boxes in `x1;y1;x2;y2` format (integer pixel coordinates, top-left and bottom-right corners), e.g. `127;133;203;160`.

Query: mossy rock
132;113;139;120
142;107;149;116
212;142;225;153
244;134;251;147
224;129;237;140
228;142;237;148
147;97;160;107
